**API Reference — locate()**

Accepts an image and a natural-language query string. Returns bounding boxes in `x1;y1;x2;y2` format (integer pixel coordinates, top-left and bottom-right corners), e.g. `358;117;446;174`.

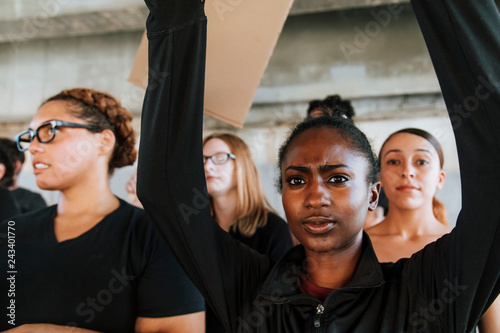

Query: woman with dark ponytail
0;88;205;332
366;128;450;262
367;127;500;331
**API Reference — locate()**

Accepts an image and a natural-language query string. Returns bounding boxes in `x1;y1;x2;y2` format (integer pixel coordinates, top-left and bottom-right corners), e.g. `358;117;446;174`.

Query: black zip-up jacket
138;0;500;331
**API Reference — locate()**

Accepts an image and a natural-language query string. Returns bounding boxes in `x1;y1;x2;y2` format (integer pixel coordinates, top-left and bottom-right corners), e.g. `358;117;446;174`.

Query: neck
304;232;363;290
381;202;443;238
8;177;19;190
56;173;118;221
211;190;238;232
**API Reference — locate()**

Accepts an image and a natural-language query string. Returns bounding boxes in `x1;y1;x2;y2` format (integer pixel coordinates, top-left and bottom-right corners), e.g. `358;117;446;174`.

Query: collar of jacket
258;231;385;303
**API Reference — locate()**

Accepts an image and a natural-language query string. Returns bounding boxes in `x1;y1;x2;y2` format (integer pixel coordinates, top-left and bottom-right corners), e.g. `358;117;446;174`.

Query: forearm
2;324;100;333
138;0;212;302
478;297;500;333
137;0;270;330
410;0;500;329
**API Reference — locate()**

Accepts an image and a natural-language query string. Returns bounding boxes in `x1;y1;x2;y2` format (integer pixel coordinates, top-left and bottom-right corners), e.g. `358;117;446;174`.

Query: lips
396;185;419;192
33;161;49;174
303;216;335;234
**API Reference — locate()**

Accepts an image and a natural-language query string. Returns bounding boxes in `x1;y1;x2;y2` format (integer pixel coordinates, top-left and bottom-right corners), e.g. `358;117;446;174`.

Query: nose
305;179;331;209
28;137;44;155
400;160;415;178
204;157;215;172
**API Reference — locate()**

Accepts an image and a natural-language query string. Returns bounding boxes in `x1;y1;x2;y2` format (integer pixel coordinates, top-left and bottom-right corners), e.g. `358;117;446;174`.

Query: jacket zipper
314;304;324;328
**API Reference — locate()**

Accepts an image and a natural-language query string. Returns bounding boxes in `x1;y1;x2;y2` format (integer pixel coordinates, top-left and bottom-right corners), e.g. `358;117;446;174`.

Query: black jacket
138;0;500;331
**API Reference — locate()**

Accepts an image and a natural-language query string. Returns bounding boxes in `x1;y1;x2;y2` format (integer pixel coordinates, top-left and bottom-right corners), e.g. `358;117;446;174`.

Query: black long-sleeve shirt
138;0;500;331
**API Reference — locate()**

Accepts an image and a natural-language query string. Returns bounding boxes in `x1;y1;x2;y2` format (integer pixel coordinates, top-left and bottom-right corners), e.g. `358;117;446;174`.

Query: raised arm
137;0;273;331
408;0;500;330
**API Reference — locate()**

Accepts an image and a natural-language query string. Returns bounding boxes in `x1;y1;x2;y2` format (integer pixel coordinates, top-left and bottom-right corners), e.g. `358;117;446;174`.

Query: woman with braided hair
0;88;205;332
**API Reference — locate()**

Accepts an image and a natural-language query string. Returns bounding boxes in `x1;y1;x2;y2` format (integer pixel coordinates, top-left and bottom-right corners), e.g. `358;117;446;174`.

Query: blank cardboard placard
128;0;293;128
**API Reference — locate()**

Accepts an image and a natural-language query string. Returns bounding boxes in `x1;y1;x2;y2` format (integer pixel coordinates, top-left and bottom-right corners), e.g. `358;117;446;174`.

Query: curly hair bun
44;88;137;174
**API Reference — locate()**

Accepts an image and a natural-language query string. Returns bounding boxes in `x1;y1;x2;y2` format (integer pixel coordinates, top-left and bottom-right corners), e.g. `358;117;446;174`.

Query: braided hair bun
43;88;137;175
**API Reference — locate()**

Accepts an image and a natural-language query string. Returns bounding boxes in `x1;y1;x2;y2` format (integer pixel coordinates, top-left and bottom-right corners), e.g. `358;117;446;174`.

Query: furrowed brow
285;165;310;173
320;164;350;172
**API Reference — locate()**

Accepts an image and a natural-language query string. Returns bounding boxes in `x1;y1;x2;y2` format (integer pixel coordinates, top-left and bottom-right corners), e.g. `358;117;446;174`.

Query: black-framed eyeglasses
14;120;100;152
203;152;236;165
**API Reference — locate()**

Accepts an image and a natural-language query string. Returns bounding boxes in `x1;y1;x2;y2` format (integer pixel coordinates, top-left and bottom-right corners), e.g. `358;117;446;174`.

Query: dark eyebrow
383;148;432;158
320;164;350;172
28;119;58;131
383;149;401;158
284;164;349;173
285;165;310;173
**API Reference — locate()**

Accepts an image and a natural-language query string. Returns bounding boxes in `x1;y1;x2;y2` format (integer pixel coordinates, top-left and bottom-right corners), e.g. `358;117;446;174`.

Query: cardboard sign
128;0;293;128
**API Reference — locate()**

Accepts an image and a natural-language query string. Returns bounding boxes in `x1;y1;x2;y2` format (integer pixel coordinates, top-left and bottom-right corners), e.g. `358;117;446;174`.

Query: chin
36;180;59;191
301;237;339;254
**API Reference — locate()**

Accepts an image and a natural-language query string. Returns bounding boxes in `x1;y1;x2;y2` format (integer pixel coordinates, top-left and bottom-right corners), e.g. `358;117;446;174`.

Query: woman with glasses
203;133;293;332
0;88;205;332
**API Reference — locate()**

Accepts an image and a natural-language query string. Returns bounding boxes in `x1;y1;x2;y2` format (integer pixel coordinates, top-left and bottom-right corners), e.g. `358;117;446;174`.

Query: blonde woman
203;133;293;332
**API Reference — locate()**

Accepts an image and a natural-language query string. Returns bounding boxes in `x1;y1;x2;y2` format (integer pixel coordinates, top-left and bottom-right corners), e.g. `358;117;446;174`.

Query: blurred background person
366;128;449;261
366;127;499;332
125;169;142;208
306;94;355;121
203;132;294;332
0;138;47;214
0;144;20;221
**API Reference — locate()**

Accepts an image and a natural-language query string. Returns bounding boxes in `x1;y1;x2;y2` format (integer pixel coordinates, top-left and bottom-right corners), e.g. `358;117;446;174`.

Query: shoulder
365;219;390;237
112;199;149;224
0;205;56;243
255;212;291;238
265;212;289;229
3;205;56;225
11;187;44;201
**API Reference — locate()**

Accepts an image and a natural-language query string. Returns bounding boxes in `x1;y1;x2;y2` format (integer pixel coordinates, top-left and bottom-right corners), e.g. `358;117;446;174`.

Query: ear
97;129;116;156
368;182;381;211
14;160;23;174
436;170;446;190
0;163;6;181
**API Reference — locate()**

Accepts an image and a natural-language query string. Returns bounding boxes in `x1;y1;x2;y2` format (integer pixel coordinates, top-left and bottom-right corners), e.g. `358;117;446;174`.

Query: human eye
213;153;228;164
416;159;429;166
386;159;399;165
327;175;348;184
286;176;305;186
48;126;59;135
38;123;58;141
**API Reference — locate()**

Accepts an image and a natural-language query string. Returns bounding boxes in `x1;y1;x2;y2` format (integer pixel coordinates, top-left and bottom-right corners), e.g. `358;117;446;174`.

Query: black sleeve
137;217;205;317
137;0;273;331
407;1;500;331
